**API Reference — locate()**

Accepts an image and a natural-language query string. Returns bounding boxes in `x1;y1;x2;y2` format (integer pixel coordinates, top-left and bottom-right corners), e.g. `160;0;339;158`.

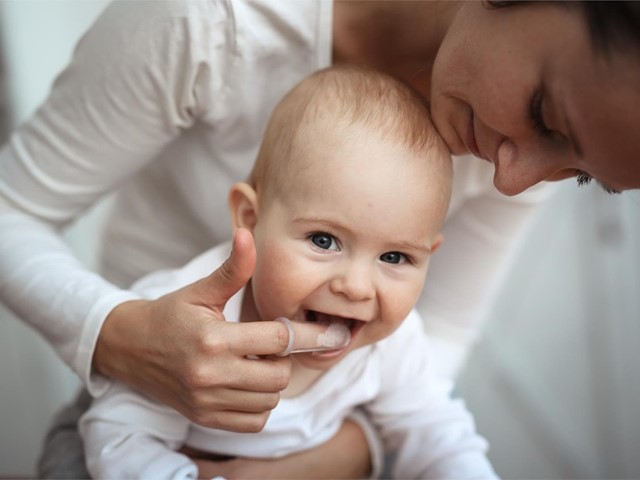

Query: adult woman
0;1;638;477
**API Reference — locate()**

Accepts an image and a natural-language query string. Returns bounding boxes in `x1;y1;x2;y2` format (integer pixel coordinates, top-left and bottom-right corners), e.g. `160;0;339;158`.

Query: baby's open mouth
304;310;362;337
276;310;364;355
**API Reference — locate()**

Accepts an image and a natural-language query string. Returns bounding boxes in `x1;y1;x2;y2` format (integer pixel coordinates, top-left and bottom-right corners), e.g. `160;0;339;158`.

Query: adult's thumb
202;228;256;308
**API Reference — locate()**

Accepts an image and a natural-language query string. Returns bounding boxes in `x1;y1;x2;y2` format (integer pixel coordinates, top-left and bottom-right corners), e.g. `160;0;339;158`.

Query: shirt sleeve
368;311;499;479
0;0;231;394
417;158;554;380
79;383;197;480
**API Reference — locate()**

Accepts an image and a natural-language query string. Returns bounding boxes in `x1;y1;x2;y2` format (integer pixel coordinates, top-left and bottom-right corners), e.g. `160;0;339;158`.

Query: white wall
0;2;639;478
458;184;640;478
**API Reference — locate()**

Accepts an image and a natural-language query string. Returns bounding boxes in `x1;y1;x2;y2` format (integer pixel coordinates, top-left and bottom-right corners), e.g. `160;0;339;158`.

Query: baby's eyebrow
394;240;433;254
293;217;342;229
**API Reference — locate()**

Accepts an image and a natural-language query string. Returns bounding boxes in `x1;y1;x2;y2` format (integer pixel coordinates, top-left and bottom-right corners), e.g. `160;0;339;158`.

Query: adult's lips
466;110;482;159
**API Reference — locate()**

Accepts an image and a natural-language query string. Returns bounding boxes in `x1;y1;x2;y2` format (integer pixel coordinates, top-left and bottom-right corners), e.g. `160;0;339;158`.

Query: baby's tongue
311;311;350;327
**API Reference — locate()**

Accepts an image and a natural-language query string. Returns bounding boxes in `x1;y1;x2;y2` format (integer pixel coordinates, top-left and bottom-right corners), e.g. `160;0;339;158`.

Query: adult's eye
380;251;406;264
530;89;553;138
310;233;339;251
530;88;568;146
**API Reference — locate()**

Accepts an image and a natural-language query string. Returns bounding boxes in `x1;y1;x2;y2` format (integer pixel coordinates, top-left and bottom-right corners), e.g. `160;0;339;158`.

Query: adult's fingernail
273;318;352;355
274;317;295;356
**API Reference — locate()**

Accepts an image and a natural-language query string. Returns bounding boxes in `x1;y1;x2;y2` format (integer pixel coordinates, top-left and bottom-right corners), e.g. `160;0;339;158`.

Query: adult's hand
188;418;372;479
93;228;325;432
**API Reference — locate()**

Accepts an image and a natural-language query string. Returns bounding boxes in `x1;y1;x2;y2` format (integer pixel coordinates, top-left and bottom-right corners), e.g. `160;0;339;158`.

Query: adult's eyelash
575;170;592;187
575;170;623;194
530;89;553;138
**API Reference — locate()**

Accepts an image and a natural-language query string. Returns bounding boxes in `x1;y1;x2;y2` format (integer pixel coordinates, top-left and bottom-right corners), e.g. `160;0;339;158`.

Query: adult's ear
228;182;259;231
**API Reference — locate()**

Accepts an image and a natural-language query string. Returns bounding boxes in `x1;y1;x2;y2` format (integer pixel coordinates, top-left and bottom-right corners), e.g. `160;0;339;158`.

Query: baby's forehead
291;118;447;168
283;130;448;191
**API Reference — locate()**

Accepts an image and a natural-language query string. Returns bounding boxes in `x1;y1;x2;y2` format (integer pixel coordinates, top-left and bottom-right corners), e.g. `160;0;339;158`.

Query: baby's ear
229;182;259;231
430;234;444;254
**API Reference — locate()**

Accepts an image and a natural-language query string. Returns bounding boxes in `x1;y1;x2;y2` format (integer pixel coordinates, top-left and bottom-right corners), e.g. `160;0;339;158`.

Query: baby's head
230;65;452;369
247;65;450;205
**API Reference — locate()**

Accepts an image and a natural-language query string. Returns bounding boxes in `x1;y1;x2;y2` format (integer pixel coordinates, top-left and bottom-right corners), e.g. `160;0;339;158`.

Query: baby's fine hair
249;65;448;196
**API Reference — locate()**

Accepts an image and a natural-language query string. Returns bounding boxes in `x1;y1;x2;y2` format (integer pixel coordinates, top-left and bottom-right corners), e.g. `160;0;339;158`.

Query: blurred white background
0;1;638;478
0;0;110;476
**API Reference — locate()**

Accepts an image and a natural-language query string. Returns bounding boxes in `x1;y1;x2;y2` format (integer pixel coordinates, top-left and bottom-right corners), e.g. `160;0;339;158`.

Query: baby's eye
380;251;407;265
310;233;339;251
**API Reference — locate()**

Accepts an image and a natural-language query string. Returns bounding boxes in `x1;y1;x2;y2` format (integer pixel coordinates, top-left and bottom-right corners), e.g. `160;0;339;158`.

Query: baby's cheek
382;289;421;325
253;247;309;303
359;316;404;348
255;244;293;282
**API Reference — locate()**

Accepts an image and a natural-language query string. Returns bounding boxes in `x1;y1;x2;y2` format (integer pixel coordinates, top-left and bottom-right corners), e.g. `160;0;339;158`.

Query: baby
80;65;497;479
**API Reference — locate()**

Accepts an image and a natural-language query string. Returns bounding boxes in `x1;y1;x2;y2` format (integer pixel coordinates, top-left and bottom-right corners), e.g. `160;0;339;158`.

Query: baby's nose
329;262;375;301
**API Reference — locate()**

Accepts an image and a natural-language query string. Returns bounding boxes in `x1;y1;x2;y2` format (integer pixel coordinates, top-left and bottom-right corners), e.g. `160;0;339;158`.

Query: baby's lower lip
310;346;350;359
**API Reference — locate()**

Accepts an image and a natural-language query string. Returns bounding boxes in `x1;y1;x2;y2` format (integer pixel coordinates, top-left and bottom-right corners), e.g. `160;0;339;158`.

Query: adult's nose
492;139;571;196
329;259;375;302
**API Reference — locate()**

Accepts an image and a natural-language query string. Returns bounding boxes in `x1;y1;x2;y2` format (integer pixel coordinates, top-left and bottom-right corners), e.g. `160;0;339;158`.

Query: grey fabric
37;389;91;479
0;36;12;144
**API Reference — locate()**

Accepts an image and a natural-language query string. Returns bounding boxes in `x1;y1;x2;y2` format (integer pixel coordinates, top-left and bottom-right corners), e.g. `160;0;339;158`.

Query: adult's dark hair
487;1;640;55
580;1;640;54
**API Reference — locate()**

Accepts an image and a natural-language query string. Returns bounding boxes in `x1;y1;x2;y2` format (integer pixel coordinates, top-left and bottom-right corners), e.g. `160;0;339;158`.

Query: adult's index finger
227;320;291;356
276;317;350;355
229;320;350;356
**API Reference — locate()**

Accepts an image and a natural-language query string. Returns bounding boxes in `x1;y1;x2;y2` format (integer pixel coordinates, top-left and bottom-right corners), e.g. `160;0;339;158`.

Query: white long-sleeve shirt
0;0;549;395
80;242;498;480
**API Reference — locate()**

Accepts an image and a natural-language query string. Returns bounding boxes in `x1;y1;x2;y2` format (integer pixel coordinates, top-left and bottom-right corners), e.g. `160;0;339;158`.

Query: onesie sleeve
369;311;499;479
416;158;554;379
0;0;233;394
79;246;230;479
79;383;197;480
